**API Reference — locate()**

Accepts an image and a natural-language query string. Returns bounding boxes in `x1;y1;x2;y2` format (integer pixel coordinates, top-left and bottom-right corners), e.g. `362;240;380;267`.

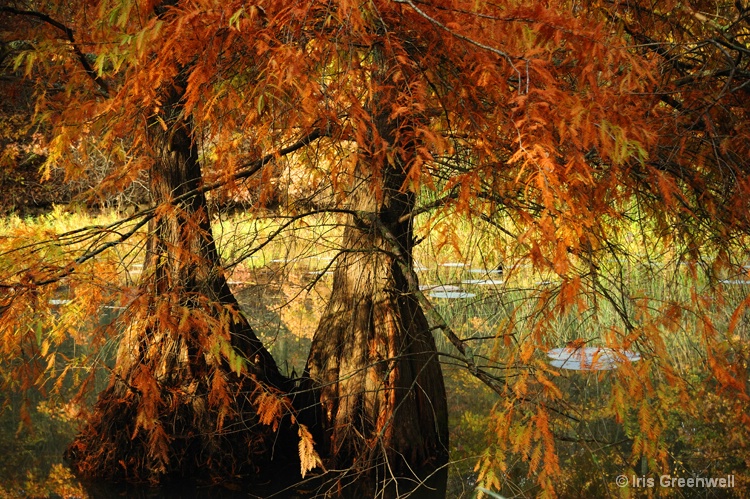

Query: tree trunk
300;80;449;495
65;82;294;485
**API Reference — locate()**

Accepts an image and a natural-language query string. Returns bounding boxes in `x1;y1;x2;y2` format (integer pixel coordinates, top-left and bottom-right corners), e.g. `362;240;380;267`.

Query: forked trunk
65;83;293;484
300;102;449;495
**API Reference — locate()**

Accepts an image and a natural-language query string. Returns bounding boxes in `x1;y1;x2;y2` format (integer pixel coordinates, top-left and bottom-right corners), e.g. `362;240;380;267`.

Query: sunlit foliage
1;0;749;497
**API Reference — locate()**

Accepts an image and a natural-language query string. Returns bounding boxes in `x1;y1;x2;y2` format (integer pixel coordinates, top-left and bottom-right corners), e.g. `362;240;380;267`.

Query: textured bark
65;82;293;485
300;76;449;495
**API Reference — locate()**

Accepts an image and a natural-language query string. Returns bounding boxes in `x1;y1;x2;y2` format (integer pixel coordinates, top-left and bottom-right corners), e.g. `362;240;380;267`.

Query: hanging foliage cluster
1;0;749;497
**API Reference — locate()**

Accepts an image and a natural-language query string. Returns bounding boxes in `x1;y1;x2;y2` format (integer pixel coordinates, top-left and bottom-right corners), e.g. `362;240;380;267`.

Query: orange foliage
1;0;750;496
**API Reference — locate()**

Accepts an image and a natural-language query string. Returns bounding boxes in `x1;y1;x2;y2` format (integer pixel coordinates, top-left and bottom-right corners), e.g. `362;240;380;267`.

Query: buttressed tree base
1;0;749;497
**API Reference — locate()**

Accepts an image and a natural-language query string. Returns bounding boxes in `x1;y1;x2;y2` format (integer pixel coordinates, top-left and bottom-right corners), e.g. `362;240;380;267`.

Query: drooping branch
1;7;110;96
392;0;526;92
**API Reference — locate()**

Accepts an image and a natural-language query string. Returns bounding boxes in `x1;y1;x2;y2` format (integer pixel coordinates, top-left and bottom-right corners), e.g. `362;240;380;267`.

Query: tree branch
391;0;526;93
1;7;110;96
0;129;326;291
363;209;511;395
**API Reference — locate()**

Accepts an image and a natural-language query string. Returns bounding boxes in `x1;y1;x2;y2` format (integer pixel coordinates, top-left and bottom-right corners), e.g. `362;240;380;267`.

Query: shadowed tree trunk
299;56;449;495
65;78;294;485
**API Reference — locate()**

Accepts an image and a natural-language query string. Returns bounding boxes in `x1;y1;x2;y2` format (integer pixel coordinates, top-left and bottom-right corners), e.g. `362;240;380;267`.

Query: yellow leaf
297;424;323;478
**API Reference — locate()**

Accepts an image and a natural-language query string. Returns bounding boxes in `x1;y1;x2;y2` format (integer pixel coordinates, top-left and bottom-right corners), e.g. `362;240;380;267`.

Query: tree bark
299;70;449;495
65;80;294;485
